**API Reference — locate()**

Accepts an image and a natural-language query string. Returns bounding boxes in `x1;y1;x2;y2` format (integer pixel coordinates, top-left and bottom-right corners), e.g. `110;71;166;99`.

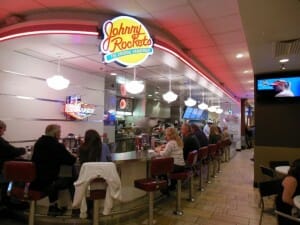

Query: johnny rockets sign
99;16;153;67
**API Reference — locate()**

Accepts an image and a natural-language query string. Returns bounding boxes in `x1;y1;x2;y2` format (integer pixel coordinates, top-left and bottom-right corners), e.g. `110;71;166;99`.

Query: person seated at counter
208;125;222;144
30;124;77;217
180;123;200;161
276;159;300;225
79;129;112;165
190;123;208;147
0;120;26;209
155;127;185;192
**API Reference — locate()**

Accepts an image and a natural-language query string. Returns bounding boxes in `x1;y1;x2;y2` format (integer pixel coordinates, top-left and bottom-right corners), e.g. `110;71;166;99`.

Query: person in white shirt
203;119;213;138
271;80;294;97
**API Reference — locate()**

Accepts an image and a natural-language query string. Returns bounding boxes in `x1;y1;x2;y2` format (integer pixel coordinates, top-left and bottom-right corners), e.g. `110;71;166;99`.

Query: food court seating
207;144;218;182
86;177;107;225
259;165;276;181
134;157;174;225
258;179;282;225
197;146;209;191
269;161;290;170
3;161;46;225
275;210;300;224
170;150;198;216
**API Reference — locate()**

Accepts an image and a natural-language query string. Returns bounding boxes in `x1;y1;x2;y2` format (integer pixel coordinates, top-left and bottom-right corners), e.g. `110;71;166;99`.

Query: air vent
273;38;300;58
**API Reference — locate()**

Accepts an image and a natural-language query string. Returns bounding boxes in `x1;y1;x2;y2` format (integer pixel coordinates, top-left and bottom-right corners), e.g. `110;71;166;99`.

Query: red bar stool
86;177;107;225
3;161;46;225
197;146;209;191
207;144;217;182
170;150;198;216
134;157;174;225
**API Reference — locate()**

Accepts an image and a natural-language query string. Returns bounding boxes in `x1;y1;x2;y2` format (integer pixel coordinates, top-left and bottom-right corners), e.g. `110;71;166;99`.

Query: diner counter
111;150;156;202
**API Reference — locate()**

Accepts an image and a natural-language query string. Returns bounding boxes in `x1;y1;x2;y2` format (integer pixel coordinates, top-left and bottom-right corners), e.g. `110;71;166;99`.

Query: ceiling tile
213;30;246;45
190;0;239;20
136;0;188;12
204;14;243;35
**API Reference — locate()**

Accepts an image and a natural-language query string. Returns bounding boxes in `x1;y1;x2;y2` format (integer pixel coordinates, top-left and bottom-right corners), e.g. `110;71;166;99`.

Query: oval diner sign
100;16;154;67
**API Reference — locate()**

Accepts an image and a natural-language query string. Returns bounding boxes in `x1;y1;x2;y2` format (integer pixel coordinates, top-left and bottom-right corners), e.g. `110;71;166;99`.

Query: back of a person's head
45;124;60;137
84;129;101;145
288;159;300;178
210;125;219;135
190;123;200;132
0;120;6;129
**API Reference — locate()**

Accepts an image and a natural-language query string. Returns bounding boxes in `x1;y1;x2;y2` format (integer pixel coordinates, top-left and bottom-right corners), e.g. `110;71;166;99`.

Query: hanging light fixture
184;81;196;107
46;56;70;90
163;68;178;103
125;67;144;94
215;99;223;114
198;91;208;110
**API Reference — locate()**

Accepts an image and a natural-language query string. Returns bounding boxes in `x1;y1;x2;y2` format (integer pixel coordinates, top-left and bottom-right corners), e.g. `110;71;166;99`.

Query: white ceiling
0;0;299;107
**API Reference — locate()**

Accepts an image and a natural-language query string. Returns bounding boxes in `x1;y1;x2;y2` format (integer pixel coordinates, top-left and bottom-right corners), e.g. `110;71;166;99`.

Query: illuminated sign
100;16;153;67
65;95;96;120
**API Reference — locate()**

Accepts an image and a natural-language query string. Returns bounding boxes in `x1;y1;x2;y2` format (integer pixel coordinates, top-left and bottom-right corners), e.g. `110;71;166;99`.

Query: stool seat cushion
86;190;106;200
170;171;192;180
134;178;168;192
11;187;46;201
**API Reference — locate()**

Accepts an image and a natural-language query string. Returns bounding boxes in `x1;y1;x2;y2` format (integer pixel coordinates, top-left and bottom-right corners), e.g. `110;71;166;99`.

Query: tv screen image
182;107;208;120
257;76;300;97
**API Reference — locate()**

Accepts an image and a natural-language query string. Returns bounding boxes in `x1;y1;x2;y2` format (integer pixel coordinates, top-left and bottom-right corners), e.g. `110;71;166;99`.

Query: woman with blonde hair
155;127;185;172
208;125;222;144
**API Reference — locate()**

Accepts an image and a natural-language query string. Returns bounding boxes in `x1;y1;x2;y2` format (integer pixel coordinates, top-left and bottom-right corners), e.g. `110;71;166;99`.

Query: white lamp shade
125;80;144;94
184;97;197;107
215;108;223;114
208;106;216;112
46;75;70;90
163;90;178;103
198;102;208;110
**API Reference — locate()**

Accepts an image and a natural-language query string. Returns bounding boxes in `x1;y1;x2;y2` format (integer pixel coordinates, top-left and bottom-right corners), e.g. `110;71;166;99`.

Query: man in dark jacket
0;120;26;208
31;124;76;216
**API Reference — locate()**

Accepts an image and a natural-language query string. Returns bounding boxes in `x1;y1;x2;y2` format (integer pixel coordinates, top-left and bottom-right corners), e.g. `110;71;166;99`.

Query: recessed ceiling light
279;58;289;63
110;72;117;76
243;70;251;74
247;80;254;83
148;94;152;97
236;53;244;59
155;91;159;94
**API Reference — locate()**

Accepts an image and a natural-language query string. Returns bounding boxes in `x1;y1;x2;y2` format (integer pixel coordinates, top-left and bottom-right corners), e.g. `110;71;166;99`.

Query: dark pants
47;177;75;203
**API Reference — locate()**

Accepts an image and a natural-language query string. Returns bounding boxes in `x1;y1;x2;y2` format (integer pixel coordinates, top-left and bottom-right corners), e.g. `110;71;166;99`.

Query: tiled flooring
0;149;277;225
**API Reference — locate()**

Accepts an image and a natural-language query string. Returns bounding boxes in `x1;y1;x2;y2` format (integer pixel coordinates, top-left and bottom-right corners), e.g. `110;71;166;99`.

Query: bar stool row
2;139;231;225
134;139;232;225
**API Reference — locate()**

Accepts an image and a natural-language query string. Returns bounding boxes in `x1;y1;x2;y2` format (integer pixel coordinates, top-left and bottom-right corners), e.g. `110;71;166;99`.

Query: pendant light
198;92;208;110
46;56;70;90
125;67;144;94
163;68;178;103
184;80;196;107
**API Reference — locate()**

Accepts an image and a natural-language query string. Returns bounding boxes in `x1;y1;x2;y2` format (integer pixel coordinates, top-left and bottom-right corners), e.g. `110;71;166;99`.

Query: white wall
0;48;105;147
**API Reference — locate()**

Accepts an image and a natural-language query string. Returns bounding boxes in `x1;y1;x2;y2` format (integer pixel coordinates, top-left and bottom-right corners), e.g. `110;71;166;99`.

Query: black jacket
31;135;76;189
0;136;25;173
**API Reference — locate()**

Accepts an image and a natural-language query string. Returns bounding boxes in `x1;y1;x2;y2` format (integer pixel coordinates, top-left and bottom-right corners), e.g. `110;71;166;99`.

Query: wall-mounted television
182;107;208;120
255;71;300;102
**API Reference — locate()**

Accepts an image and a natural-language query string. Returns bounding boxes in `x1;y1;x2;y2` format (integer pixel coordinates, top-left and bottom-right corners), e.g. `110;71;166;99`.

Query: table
275;166;290;175
293;195;300;209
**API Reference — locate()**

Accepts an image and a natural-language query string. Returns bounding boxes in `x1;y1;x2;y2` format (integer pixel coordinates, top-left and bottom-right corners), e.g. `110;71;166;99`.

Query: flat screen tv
182;107;208;120
255;71;300;102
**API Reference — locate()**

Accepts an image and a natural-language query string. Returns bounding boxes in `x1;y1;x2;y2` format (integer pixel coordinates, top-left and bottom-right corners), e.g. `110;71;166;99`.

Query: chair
86;177;107;225
269;161;290;170
197;146;208;191
207;144;218;182
275;210;300;224
134;157;174;225
216;141;224;174
259;165;276;180
170;150;198;216
258;179;282;225
3;161;46;225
